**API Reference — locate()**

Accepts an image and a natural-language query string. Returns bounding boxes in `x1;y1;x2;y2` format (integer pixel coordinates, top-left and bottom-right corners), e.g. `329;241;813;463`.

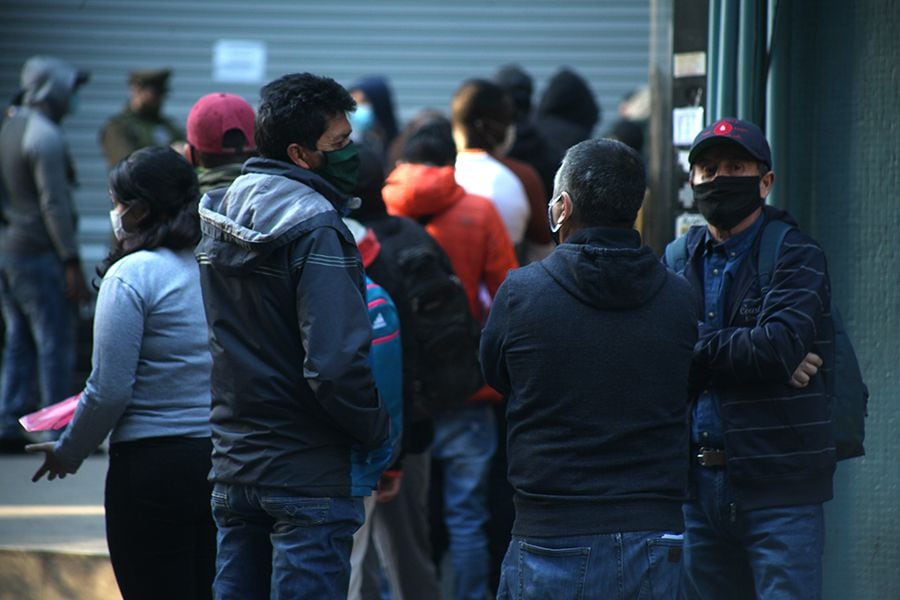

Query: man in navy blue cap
664;117;835;599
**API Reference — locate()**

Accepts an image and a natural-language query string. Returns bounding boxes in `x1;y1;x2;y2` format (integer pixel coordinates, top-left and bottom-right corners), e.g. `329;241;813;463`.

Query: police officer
99;68;184;167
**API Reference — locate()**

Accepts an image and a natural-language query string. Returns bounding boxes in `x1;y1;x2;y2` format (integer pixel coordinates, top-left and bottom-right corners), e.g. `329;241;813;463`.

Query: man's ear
759;170;775;199
183;144;197;167
287;143;315;169
558;191;574;224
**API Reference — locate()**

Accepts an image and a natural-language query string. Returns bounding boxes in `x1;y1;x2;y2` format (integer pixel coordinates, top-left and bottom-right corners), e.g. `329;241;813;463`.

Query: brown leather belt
696;447;727;467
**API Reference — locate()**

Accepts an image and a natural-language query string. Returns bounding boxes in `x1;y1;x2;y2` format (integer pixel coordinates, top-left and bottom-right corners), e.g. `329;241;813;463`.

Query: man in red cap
185;92;256;195
664;117;835;599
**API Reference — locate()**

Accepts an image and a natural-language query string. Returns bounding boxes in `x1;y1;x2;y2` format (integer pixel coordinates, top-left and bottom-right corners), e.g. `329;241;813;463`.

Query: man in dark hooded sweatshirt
481;139;698;599
0;56;90;451
533;67;600;178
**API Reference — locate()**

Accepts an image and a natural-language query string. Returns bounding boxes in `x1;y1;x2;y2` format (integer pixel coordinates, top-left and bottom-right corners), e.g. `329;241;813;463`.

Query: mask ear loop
547;194;566;232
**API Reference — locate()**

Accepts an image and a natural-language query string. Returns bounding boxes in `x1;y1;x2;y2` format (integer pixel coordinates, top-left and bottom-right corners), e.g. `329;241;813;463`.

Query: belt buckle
696;447;725;467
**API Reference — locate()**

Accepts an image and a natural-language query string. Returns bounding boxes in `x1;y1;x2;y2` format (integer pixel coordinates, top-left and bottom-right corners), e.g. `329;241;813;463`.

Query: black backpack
665;221;868;460
395;244;485;416
756;221;868;460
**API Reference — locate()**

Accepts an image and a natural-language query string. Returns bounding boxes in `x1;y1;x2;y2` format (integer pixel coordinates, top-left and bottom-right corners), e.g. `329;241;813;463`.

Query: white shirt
455;150;530;244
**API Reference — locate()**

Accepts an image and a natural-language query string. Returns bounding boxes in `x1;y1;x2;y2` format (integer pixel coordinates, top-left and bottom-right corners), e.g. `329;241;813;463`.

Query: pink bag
18;394;81;432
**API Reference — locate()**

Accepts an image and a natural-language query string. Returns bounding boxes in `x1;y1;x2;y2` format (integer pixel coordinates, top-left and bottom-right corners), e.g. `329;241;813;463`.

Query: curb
0;548;118;600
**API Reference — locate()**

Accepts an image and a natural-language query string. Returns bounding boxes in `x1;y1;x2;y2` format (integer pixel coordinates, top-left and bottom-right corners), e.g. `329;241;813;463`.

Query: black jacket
667;206;836;509
533;68;600;177
196;157;388;496
481;227;698;536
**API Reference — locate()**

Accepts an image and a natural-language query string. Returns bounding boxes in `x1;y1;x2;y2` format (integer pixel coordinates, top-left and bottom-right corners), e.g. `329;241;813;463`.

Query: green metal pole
765;0;787;208
707;0;721;123
715;0;739;119
737;0;757;120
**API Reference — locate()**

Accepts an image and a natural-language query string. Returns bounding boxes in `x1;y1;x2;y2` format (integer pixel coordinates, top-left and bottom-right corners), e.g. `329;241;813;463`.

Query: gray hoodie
0;56;88;261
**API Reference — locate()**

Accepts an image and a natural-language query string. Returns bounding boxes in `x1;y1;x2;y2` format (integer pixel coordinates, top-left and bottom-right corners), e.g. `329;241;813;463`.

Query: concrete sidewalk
0;454;119;599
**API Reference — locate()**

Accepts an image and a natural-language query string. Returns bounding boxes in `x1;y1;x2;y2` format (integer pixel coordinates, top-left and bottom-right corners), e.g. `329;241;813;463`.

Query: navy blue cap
688;117;772;170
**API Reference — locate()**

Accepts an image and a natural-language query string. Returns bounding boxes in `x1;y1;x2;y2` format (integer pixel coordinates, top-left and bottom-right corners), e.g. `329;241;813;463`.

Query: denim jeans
431;403;498;600
0;251;74;438
681;464;825;600
210;483;364;600
496;531;684;600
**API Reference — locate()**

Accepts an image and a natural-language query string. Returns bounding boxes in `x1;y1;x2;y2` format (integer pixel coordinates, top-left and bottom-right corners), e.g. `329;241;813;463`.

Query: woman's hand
25;442;75;482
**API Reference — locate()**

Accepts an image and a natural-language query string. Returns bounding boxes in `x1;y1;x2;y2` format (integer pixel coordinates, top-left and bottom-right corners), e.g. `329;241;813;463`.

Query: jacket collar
243;157;360;216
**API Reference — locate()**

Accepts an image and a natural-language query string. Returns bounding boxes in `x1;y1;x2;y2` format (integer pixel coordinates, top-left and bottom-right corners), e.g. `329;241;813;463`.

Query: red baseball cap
186;92;256;154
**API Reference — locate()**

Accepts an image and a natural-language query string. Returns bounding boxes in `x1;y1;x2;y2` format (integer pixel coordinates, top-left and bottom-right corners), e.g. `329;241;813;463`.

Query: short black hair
255;73;356;162
400;116;456;166
197;130;254;168
353;143;389;220
451;79;514;151
99;146;200;280
555;139;646;229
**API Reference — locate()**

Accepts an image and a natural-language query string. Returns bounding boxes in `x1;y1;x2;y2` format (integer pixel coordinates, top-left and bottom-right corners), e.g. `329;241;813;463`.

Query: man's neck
708;207;763;242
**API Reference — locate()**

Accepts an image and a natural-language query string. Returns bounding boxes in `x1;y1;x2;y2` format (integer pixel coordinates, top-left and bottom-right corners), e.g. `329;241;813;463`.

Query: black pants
105;436;216;600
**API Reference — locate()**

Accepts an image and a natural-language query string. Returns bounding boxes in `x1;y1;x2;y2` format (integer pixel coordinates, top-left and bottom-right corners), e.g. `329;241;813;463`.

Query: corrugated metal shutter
0;0;649;266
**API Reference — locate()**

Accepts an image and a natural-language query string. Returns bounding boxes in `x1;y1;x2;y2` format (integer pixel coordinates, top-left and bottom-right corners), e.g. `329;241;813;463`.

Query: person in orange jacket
383;115;517;600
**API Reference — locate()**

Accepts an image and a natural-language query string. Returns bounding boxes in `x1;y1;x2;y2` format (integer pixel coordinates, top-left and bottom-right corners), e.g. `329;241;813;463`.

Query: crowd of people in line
0;55;838;600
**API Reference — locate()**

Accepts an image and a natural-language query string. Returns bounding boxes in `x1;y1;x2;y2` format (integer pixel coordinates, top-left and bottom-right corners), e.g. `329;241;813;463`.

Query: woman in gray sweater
27;146;215;600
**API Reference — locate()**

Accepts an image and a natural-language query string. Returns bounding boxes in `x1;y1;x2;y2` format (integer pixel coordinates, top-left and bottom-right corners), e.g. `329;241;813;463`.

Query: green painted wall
776;2;899;598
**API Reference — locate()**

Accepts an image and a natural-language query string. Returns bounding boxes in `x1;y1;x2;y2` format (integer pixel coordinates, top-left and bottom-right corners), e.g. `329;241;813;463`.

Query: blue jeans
210;483;364;600
431;403;497;600
681;464;825;599
0;252;74;438
497;531;684;600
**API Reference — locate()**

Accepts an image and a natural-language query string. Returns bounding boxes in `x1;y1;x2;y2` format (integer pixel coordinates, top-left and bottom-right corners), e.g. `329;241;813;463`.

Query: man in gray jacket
0;56;90;451
196;72;389;599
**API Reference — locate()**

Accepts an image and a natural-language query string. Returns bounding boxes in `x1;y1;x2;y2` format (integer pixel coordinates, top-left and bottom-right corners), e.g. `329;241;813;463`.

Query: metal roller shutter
1;0;649;266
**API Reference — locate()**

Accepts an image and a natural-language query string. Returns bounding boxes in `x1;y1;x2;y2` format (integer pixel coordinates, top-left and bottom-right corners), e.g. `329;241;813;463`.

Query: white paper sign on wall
213;40;267;84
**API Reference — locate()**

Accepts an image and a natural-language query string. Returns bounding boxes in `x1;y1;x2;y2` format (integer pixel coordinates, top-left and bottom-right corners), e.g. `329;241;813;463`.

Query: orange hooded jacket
383;163;518;403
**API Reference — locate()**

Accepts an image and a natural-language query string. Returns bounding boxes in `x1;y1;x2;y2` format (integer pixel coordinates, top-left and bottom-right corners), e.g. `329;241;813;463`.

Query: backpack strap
664;233;689;274
757;219;794;294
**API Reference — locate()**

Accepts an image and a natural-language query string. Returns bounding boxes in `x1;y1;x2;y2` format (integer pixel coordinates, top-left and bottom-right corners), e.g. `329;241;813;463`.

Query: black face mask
693;175;763;231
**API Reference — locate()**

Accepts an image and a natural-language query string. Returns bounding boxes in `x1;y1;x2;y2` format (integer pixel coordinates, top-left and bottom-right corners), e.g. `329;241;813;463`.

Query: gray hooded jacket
0;56;86;262
196;157;389;495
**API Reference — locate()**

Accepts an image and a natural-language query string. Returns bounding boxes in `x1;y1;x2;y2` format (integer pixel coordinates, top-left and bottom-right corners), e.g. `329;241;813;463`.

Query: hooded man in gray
0;56;90;451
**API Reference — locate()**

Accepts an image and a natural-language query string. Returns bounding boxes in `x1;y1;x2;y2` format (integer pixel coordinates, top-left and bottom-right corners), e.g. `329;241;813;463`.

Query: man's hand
64;263;91;303
26;442;75;482
788;352;823;388
374;472;403;503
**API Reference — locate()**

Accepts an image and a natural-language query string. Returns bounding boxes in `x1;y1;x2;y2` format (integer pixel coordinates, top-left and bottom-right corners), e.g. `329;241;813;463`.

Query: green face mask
314;141;360;194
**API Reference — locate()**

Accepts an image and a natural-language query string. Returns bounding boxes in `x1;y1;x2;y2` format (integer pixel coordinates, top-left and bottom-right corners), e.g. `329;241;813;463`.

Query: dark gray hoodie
0;56;87;261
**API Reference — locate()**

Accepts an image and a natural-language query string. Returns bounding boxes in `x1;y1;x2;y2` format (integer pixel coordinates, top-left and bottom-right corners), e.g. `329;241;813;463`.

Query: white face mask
109;206;132;241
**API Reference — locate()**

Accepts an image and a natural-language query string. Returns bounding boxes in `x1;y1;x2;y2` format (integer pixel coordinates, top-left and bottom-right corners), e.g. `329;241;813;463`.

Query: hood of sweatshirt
19;56;88;122
350;76;398;143
536;68;600;131
541;227;667;309
197;157;358;271
381;163;466;221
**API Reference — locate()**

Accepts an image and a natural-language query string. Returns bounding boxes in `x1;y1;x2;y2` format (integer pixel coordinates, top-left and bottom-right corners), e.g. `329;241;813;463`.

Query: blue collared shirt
692;213;764;446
